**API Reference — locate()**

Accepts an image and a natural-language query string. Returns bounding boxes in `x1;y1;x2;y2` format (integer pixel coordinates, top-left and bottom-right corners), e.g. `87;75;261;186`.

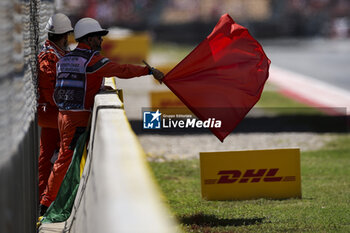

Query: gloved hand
150;67;164;84
143;60;164;84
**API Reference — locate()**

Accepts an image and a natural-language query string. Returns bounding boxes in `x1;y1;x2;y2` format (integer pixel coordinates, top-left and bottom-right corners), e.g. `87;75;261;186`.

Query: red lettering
212;168;294;184
282;176;296;182
239;169;267;183
264;168;283;182
217;170;241;184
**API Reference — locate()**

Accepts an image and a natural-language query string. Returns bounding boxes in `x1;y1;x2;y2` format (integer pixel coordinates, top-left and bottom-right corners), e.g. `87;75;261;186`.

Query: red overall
40;42;149;207
37;40;66;200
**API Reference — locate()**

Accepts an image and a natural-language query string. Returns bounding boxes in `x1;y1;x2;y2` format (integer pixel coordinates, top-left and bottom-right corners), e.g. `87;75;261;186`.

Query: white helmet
74;18;109;40
46;13;73;34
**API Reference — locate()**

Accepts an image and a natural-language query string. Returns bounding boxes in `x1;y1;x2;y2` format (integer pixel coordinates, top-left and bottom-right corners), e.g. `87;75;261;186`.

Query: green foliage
149;42;349;232
149;135;350;232
257;90;325;115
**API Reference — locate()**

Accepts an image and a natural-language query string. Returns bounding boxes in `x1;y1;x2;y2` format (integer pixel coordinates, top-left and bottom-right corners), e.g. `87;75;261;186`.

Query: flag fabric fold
163;14;270;142
42;130;89;223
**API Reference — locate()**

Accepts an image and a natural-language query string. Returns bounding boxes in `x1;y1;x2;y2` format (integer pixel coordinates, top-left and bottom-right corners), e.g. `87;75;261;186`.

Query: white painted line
269;65;350;115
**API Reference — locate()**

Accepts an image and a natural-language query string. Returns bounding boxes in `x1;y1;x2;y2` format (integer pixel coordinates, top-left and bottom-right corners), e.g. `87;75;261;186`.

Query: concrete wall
39;79;179;232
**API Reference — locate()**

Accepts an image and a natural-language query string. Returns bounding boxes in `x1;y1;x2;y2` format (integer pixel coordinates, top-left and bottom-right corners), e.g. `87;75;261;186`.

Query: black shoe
39;204;48;216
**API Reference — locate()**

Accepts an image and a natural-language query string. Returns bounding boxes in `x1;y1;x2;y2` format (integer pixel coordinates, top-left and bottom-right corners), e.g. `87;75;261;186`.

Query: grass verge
148;42;349;232
256;90;325;115
149;134;350;233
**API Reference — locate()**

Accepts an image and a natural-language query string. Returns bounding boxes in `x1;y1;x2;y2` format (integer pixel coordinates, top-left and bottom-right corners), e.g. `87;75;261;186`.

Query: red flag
163;14;270;142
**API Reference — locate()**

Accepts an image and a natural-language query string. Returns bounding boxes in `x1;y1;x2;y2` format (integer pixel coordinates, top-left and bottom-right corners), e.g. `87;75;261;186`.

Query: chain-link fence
0;0;55;232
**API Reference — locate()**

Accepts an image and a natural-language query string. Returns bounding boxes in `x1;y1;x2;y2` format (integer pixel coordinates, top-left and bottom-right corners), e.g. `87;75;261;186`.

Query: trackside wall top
163;14;270;142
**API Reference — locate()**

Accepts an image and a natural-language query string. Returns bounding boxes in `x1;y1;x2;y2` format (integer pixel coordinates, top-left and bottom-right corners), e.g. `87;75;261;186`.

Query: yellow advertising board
150;91;192;115
200;149;301;200
101;32;150;64
68;31;150;64
156;64;175;75
152;64;176;84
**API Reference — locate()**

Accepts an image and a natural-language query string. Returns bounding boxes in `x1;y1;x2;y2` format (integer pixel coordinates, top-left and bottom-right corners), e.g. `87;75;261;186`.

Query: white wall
67;91;179;233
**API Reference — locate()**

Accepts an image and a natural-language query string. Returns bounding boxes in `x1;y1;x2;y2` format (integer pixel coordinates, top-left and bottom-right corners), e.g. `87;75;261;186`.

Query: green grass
149;135;350;232
256;90;325;115
147;42;349;232
258;90;309;108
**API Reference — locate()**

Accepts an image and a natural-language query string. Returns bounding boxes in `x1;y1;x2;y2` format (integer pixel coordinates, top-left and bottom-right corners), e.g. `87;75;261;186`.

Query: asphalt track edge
269;65;350;116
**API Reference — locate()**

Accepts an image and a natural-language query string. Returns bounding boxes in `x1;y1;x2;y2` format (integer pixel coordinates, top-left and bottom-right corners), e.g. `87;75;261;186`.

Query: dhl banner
153;64;176;84
101;32;150;64
200;149;301;200
69;31;150;64
150;91;192;115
